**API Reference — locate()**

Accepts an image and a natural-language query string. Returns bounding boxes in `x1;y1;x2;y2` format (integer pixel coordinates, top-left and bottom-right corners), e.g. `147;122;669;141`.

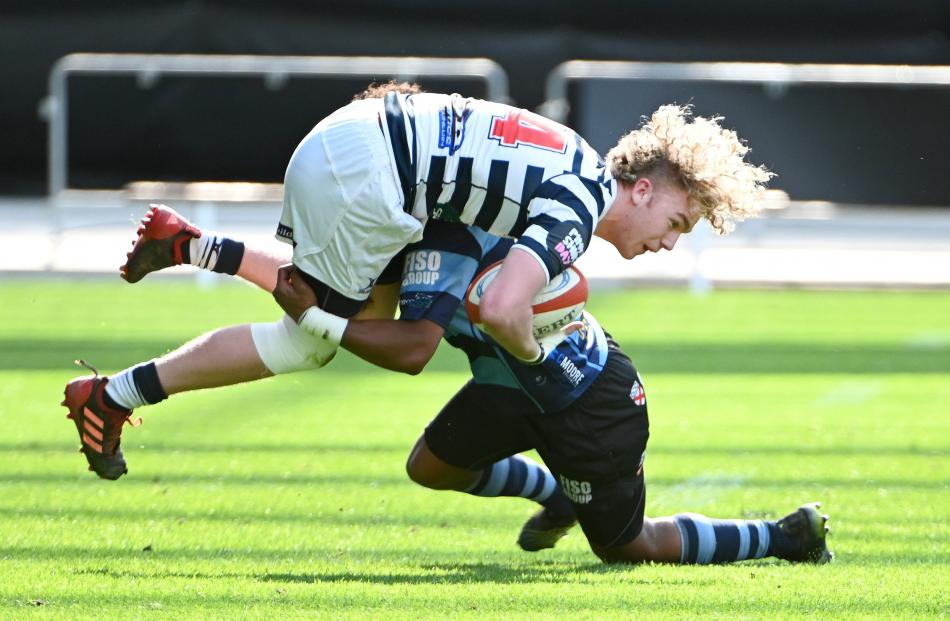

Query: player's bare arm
273;263;443;374
478;248;549;362
340;318;444;375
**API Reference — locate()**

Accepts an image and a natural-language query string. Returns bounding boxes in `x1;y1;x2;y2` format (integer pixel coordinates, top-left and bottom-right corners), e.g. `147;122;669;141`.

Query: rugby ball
465;261;588;337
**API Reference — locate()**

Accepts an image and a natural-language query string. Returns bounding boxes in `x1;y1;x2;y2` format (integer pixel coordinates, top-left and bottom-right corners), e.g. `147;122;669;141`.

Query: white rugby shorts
277;98;424;301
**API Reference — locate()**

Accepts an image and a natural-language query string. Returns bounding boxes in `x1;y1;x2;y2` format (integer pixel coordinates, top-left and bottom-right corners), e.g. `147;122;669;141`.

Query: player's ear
631;177;653;207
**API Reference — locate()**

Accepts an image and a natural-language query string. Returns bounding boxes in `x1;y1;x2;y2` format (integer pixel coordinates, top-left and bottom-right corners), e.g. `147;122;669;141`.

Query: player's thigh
533;347;650;549
424;381;537;470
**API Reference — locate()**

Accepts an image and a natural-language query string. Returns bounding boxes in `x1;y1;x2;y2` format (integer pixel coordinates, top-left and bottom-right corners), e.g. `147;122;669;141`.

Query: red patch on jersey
629;381;646;406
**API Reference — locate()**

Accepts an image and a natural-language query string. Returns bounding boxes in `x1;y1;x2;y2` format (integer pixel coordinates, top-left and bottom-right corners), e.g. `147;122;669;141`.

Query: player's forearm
341;319;440;375
479;247;549;361
481;308;540;361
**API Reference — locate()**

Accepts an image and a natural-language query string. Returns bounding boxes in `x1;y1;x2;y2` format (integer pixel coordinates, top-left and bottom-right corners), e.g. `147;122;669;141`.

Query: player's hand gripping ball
465;261;588;338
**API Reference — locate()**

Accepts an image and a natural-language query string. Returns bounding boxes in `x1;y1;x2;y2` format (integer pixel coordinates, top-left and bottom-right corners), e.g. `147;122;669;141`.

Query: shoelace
74;359;145;430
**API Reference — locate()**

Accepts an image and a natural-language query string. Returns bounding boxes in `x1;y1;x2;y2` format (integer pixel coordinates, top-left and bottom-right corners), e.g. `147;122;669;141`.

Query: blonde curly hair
605;104;774;234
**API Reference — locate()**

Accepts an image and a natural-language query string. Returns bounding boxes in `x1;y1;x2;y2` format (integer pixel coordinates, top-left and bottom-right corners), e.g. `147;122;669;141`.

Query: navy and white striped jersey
397;220;610;413
382;92;618;281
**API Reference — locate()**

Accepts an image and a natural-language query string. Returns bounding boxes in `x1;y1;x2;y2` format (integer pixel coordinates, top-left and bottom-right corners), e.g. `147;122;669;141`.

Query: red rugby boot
120;204;201;283
61;361;139;480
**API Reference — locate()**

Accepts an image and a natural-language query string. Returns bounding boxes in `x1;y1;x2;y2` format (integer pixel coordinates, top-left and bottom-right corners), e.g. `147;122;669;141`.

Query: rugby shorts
424;342;650;548
278;98;424;311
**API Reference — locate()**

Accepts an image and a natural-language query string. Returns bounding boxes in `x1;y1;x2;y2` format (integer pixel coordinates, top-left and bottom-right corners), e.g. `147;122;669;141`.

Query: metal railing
539;60;950;123
43;53;510;199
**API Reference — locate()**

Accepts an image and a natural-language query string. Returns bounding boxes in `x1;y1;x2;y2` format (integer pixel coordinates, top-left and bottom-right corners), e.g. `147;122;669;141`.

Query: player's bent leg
405;435;481;490
406;435;577;552
411;382;579;552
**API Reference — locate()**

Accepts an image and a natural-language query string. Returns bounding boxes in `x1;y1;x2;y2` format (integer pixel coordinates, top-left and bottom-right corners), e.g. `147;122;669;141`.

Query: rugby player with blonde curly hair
62;84;771;482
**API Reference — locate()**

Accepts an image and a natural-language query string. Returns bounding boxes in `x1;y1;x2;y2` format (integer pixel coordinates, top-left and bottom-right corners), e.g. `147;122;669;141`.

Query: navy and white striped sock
674;513;773;564
464;454;570;513
185;233;244;275
104;361;168;410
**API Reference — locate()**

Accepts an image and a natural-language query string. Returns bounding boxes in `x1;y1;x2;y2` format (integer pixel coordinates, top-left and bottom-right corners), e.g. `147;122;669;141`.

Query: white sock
189;233;224;271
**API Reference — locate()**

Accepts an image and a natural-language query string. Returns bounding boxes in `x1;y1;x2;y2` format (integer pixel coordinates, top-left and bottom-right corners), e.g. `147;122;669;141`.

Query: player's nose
660;231;682;251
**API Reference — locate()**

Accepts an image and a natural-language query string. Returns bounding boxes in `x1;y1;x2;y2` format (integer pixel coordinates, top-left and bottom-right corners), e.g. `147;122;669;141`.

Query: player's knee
250;315;337;375
405;452;443;489
404;441;468;490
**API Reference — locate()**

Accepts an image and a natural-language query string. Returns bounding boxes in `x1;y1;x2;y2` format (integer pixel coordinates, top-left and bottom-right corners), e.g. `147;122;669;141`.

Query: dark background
2;0;949;204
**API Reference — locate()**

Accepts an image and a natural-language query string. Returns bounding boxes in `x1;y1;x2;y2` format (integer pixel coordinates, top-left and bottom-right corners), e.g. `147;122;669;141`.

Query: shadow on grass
67;561;686;586
1;469;945;494
3;338;949;373
2;441;945;459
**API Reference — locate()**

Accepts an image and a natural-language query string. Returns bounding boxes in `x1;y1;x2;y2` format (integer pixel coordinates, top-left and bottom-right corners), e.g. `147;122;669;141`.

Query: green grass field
1;279;948;619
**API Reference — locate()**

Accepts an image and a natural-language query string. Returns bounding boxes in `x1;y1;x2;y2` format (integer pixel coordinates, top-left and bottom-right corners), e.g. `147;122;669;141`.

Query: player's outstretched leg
670;502;833;565
61;361;139;480
593;503;833;565
121;204;202;283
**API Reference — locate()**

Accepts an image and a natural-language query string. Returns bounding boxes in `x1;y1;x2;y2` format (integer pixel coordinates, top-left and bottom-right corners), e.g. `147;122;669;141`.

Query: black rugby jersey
397;221;609;413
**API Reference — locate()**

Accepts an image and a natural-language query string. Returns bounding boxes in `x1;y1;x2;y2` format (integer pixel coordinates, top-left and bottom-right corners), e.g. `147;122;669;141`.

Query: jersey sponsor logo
547;225;585;266
629;380;646;406
488;109;569;154
554;353;585;387
437;100;471;155
559;475;592;504
402;250;443;286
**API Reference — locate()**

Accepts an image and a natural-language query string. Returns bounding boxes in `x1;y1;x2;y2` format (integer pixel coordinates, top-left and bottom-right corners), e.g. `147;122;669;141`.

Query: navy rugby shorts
425;343;650;548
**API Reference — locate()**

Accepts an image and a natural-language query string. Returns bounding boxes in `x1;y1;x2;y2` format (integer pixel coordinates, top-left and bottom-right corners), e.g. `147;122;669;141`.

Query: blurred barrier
540;61;950;123
539;61;950;292
539;61;950;207
43;53;510;199
41;53;509;271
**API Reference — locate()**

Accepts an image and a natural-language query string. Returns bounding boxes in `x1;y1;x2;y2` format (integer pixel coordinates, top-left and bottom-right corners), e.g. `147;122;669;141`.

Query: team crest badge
629;380;646;405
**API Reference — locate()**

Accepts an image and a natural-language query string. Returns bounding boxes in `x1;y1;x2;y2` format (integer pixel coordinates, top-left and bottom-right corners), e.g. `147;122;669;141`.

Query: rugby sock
464;454;573;516
104;362;168;410
673;513;773;564
183;233;245;275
